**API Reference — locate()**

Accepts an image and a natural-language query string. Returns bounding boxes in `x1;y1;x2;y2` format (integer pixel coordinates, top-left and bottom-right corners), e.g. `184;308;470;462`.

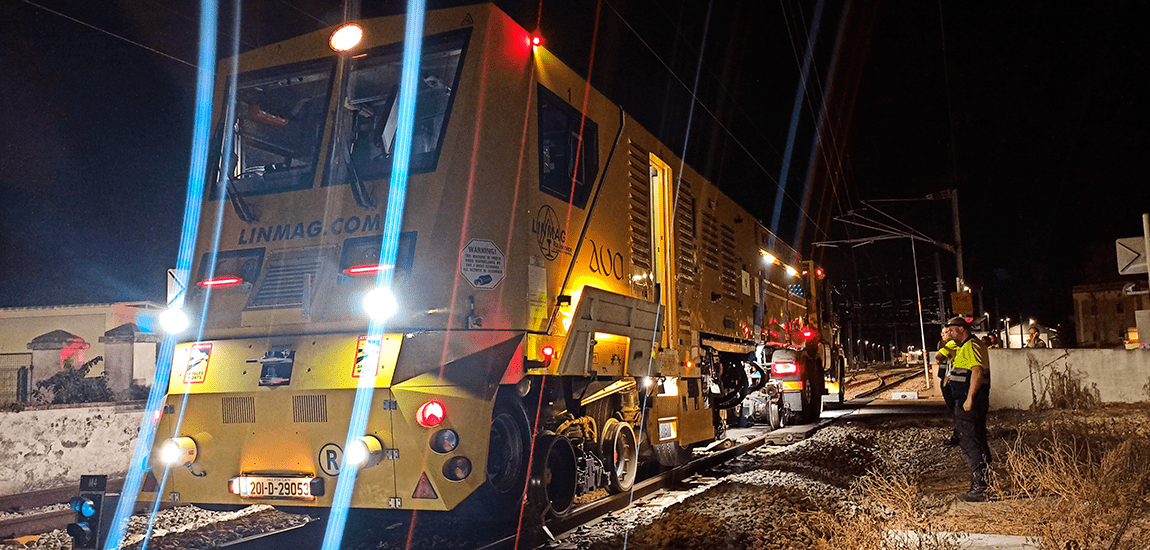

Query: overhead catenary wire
599;0;831;241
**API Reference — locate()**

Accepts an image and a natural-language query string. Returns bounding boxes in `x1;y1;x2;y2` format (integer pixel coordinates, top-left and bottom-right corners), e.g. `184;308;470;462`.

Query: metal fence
0;353;31;403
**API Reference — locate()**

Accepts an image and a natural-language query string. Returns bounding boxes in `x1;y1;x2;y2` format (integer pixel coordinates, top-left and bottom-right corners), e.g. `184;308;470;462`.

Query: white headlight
161;437;197;465
346;435;384;468
159;308;190;334
364;287;398;320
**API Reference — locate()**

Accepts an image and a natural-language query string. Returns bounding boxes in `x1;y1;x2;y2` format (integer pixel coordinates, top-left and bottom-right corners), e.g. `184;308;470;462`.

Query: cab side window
538;85;599;209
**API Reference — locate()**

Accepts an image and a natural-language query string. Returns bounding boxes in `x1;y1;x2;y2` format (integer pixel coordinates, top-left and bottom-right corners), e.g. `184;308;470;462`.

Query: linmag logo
532;205;566;260
238;215;382;244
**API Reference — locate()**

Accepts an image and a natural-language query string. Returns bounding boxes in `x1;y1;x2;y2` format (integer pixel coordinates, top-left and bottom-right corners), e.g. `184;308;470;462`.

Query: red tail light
343;264;393;275
801;329;813;339
197;277;242;287
416;400;445;428
772;362;799;376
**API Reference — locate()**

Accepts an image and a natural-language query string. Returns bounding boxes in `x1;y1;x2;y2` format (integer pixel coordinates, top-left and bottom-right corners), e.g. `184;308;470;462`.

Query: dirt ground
562;372;1150;550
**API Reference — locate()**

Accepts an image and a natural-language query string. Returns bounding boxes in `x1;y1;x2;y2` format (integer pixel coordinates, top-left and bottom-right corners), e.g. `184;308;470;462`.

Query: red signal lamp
801;329;813;340
541;345;555;368
531;34;543;47
415;401;446;428
197;277;242;287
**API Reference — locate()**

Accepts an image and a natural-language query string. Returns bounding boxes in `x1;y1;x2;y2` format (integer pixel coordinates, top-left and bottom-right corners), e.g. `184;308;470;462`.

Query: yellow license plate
235;476;315;500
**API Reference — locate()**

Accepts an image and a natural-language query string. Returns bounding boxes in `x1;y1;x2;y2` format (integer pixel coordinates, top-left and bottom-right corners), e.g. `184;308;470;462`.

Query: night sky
1;0;1146;346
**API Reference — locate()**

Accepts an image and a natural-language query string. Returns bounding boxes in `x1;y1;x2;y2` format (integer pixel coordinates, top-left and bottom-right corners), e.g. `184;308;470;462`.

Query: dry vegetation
813;403;1150;550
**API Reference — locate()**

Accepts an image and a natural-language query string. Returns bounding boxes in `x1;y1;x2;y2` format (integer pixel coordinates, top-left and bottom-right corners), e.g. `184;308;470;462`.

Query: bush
32;356;115;405
127;382;152;401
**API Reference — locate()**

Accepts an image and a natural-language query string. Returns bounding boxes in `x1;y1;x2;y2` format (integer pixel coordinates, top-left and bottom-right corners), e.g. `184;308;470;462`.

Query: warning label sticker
461;239;505;289
182;343;212;384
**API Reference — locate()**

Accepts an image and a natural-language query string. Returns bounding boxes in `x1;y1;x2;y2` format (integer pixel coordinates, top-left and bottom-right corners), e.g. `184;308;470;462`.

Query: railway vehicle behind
141;3;835;523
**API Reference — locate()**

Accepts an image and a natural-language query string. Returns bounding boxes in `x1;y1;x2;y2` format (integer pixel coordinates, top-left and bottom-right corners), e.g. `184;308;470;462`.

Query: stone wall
0;403;142;495
988;348;1150;410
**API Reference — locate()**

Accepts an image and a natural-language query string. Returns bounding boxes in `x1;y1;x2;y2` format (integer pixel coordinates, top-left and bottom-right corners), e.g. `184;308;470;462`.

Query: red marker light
816;268;825;278
541;345;555;368
197;277;242;287
772;362;799;376
531;34;542;47
416;400;446;428
343;264;394;275
802;330;813;339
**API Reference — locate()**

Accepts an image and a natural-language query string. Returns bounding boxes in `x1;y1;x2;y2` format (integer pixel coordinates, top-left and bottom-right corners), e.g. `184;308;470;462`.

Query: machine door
649;154;677;349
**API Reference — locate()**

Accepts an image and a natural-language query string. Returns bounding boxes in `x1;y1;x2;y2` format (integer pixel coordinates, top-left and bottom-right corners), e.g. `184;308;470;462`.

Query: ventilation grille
700;211;721;272
248;254;322;309
293;394;328;423
675;183;696;336
627;140;652;271
720;223;738;300
221;396;255;424
675;184;697;288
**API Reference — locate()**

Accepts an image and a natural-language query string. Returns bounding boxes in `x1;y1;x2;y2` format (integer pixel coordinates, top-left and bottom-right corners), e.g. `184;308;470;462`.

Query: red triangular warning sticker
412;472;438;499
460;13;474;26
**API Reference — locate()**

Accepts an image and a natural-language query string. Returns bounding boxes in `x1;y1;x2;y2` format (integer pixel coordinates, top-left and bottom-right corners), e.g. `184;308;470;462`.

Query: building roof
27;330;90;350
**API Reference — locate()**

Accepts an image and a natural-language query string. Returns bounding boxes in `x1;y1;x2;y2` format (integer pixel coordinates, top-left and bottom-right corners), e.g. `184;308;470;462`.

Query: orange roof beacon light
330;23;363;52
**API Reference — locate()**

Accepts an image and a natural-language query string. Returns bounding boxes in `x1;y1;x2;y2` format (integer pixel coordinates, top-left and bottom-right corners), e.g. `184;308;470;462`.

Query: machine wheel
768;398;786;430
601;420;638;493
797;361;825;424
530;433;577;518
467;392;532;520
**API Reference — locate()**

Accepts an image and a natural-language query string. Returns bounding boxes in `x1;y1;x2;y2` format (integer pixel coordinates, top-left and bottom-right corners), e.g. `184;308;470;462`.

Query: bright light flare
363;287;398;320
330;23;363;52
784;264;799;277
159;308;190;334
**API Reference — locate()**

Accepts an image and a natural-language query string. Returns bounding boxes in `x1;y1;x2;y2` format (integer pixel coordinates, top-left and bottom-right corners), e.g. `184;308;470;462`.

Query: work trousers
951;380;991;483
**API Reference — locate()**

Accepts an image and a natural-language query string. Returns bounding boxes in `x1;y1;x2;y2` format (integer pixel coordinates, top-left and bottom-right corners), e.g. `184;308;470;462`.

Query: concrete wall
0;403;142;495
989;348;1150;410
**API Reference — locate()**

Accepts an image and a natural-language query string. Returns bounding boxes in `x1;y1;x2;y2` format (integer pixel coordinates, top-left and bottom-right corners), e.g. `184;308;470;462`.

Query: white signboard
461;239;505;289
1116;237;1147;275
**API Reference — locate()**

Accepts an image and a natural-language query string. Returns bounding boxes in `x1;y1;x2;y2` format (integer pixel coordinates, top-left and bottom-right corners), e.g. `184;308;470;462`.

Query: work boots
941;432;959;447
956;470;989;502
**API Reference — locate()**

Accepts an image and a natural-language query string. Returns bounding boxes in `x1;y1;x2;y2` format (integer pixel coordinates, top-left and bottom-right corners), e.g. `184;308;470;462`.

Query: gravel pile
554;420;962;550
19;504;310;550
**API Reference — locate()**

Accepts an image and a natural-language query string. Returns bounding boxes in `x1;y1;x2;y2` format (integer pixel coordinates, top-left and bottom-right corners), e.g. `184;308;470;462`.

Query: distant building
1072;282;1150;348
0;302;162;402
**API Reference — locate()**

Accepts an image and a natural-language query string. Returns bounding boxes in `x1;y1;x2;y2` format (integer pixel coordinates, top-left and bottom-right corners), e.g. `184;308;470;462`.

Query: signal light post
67;475;118;550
